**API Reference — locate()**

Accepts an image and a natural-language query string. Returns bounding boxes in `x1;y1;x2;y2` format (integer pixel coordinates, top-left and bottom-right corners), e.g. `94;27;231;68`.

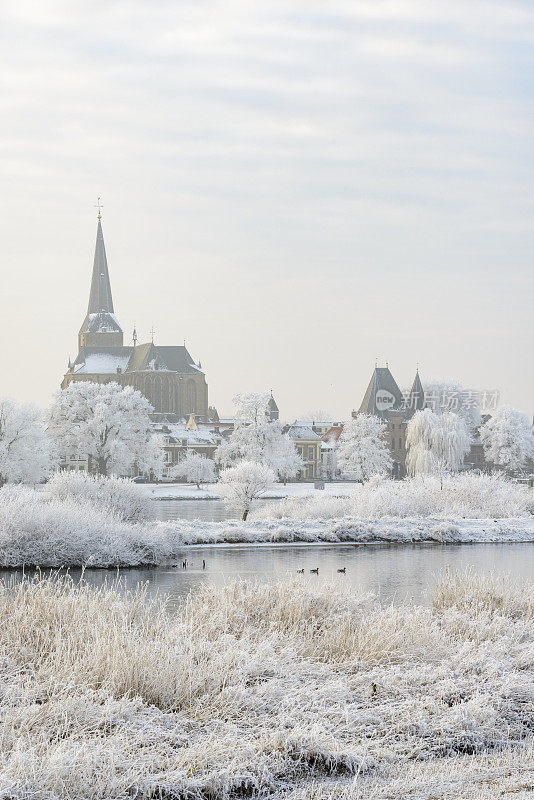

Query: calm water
153;498;273;522
3;500;532;609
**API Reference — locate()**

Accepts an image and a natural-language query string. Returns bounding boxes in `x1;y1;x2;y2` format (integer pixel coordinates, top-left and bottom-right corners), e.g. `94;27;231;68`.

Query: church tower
78;213;123;349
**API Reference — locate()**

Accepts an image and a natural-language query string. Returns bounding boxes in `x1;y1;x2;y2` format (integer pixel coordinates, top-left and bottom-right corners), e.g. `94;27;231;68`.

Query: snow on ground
0;570;533;799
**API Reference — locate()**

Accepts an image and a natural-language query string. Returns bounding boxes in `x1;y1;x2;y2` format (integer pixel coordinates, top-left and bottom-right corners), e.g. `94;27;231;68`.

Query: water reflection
153;498;274;522
3;543;533;610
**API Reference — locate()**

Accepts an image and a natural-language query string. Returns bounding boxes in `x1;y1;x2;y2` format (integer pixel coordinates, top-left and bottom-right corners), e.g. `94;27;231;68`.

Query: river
2;498;532;609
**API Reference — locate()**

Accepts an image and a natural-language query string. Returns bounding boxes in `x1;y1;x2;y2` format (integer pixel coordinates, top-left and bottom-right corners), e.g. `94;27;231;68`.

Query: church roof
155;346;204;375
88;219;115;315
72;344;204;376
357;366;404;418
73;347;133;374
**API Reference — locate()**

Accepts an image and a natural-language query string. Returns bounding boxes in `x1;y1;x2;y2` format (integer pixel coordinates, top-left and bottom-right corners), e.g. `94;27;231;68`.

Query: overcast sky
0;0;532;420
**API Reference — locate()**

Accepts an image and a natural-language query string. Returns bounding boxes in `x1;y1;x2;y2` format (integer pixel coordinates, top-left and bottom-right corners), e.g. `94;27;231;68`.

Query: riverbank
0;570;532;799
1;511;533;568
0;474;531;568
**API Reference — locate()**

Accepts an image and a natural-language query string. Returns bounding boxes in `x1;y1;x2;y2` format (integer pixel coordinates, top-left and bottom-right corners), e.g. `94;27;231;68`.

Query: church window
185;379;197;414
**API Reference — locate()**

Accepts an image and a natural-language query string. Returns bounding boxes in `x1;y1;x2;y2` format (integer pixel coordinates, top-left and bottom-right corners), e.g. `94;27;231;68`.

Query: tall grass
0;570;532;798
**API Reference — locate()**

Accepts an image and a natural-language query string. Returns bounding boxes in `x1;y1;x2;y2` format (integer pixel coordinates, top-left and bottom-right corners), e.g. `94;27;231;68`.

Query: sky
0;0;532;420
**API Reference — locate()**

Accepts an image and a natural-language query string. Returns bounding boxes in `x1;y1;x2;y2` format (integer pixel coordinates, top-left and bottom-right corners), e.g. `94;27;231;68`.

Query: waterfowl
310;568;319;574
337;567;346;573
297;568;304;574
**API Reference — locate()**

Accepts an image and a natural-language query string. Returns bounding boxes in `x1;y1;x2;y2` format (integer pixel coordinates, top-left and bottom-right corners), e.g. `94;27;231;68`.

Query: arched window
186;379;197;414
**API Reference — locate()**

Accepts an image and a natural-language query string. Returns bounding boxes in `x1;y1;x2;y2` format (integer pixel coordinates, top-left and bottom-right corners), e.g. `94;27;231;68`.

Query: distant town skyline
0;1;532;419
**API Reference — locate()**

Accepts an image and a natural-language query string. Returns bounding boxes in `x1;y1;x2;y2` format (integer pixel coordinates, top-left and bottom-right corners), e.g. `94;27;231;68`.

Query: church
62;213;209;421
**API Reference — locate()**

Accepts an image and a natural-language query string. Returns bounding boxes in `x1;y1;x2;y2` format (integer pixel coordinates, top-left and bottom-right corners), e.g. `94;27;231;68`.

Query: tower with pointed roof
78;218;123;349
353;364;428;479
407;369;425;413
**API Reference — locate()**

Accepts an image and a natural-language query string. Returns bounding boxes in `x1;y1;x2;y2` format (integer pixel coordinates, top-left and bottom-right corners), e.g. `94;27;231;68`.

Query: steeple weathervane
94;196;103;219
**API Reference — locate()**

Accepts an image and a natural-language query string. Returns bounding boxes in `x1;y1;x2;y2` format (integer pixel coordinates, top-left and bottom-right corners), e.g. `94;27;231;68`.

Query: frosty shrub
171;452;216;488
0;571;533;798
219;460;276;520
0;484;171;567
46;471;154;523
253;473;533;521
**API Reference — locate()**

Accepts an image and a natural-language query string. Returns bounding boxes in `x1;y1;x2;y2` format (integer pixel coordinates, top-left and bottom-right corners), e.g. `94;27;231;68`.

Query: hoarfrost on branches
406;409;470;477
337;414;392;481
422;380;482;433
47;471;153;523
0;398;53;487
172;451;216;488
47;381;163;477
219;460;275;520
215;392;302;480
480;405;534;474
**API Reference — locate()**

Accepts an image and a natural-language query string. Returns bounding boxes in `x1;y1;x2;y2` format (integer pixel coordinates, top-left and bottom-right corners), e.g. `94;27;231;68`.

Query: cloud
0;0;532;415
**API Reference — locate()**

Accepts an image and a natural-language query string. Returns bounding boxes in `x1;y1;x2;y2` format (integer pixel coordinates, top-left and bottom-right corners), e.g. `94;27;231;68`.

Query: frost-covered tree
219;460;275;520
215;392;301;481
422;381;482;434
276;434;303;485
172;452;216;488
480;406;534;474
0;398;53;487
300;410;334;422
406;409;470;477
337;414;392;481
47;382;163;477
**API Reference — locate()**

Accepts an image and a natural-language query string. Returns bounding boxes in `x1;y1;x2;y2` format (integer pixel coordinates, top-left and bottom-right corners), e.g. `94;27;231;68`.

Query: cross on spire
94;196;103;219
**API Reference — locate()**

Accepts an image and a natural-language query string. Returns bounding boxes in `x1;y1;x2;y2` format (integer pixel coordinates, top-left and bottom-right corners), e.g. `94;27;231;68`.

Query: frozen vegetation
0;570;533;798
0;473;533;566
253;473;534;521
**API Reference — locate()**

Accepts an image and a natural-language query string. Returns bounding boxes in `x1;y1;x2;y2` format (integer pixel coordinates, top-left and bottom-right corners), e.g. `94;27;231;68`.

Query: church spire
87;218;114;314
78;210;123;350
407;368;425;414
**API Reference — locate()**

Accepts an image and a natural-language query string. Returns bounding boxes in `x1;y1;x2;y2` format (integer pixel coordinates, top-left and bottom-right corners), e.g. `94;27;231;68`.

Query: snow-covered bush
0;398;53;486
219;460;276;520
46;472;153;523
0;571;533;798
480;405;534;474
0;484;171;567
253;473;533;521
337;414;392;480
171;452;216;488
